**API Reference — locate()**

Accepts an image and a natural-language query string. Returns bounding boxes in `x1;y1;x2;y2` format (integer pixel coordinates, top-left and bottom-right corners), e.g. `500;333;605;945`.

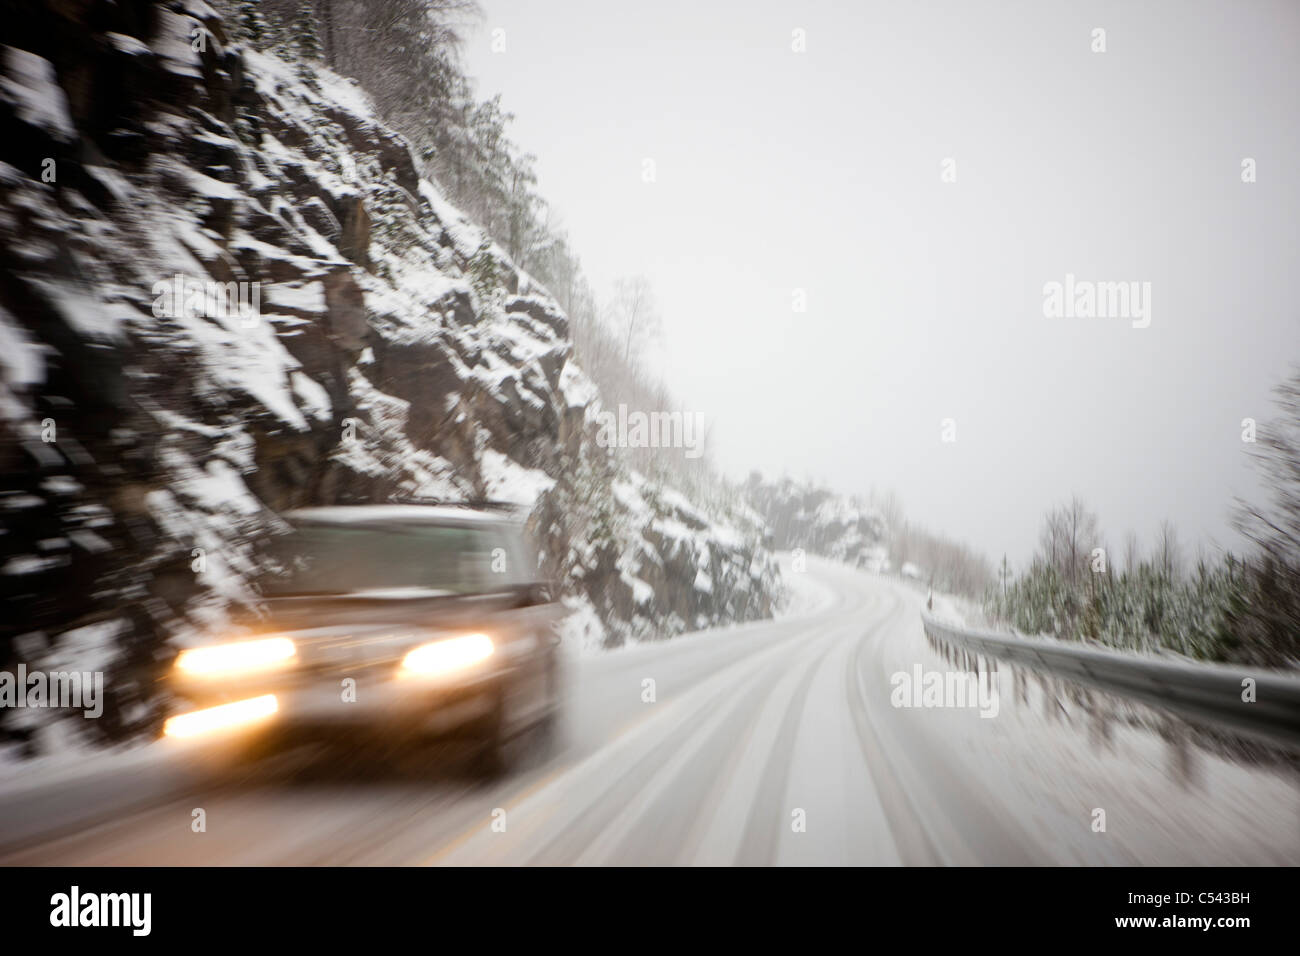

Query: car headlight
164;695;279;738
400;633;494;676
174;637;297;677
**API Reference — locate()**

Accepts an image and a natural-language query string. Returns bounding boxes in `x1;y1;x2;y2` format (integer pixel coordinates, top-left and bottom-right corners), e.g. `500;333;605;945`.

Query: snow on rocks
0;48;74;142
0;6;782;755
745;476;889;569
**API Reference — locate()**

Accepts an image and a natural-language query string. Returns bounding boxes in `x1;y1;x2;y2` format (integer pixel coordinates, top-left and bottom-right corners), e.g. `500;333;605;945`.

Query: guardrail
920;612;1300;751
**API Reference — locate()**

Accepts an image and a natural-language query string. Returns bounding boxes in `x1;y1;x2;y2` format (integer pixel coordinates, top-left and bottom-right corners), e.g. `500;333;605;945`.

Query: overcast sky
464;0;1300;567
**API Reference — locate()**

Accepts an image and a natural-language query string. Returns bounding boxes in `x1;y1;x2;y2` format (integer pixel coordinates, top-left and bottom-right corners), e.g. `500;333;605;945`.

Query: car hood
234;590;522;637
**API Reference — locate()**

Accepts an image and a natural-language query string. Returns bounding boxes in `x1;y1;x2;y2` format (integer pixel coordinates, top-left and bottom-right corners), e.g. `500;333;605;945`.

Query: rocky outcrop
0;0;778;750
536;467;780;649
744;475;888;571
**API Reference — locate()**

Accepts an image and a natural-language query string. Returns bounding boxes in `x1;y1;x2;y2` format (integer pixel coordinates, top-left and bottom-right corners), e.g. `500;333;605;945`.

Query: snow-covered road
2;558;1297;865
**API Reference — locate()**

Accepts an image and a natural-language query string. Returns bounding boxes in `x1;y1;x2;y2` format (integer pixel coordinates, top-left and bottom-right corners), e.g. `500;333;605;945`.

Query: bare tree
1038;505;1066;579
1154;520;1182;580
875;488;904;535
1238;367;1300;565
1122;530;1141;577
1231;366;1300;665
1065;496;1100;585
1038;496;1099;583
613;276;662;366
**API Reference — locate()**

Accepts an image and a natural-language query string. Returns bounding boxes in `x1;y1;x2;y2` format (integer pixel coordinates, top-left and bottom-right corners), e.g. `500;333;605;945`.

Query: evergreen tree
237;0;268;48
293;0;323;60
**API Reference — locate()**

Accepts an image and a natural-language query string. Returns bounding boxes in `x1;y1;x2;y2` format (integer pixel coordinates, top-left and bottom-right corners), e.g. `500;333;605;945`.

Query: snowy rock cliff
0;0;778;749
744;476;889;572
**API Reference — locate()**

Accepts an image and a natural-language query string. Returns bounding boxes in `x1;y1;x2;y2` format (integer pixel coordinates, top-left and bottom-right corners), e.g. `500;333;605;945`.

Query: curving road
2;557;1297;866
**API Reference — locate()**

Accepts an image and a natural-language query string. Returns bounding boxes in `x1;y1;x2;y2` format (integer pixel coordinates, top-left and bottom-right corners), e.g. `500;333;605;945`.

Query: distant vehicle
163;504;563;775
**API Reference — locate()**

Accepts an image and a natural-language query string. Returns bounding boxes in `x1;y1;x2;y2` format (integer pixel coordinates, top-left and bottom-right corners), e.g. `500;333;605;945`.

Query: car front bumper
163;667;500;743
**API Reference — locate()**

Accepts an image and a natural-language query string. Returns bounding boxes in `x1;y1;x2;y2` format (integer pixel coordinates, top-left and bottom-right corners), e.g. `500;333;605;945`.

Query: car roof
285;504;522;531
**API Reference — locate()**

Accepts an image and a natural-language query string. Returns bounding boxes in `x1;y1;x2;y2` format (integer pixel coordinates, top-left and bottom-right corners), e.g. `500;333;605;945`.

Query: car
162;503;564;776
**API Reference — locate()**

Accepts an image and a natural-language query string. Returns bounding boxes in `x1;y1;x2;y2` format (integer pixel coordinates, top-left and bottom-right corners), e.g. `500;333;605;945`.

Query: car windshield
258;522;513;597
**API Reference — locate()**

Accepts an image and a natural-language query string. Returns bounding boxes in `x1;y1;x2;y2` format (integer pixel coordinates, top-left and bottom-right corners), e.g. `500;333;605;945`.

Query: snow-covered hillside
743;476;889;571
0;1;778;750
